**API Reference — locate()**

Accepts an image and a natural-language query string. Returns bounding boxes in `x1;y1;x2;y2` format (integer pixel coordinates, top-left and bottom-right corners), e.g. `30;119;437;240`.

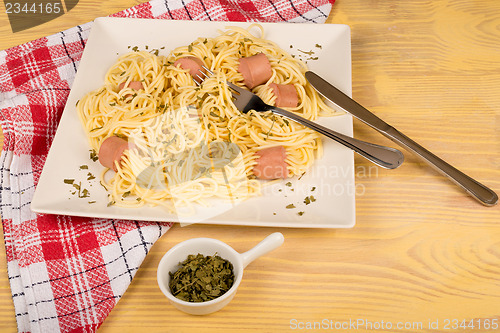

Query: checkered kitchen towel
0;0;335;332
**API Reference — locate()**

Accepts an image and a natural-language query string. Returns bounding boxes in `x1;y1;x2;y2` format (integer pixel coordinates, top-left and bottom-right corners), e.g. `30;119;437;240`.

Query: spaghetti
77;24;339;213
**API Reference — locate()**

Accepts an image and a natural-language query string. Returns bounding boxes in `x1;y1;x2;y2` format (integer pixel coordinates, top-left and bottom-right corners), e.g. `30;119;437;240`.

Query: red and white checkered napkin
0;0;334;331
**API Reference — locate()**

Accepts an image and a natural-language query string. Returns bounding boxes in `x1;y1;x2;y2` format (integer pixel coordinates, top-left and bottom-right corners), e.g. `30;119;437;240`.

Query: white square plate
31;17;355;228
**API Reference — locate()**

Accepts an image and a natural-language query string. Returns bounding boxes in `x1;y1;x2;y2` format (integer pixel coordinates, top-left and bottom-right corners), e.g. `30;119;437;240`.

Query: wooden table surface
1;1;499;332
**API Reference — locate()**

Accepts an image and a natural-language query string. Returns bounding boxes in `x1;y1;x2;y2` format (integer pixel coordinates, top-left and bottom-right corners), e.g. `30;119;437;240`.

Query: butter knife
305;71;498;206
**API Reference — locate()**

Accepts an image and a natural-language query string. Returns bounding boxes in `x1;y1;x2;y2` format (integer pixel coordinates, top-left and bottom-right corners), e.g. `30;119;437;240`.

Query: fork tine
201;65;214;76
195;66;213;85
226;82;244;96
195;66;247;112
195;72;208;85
196;66;243;98
194;74;203;85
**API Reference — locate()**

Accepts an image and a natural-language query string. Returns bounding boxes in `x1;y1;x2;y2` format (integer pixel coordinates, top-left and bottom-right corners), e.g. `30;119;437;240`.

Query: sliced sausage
174;56;206;82
98;136;134;172
238;53;272;89
253;146;288;180
269;83;298;108
118;81;144;91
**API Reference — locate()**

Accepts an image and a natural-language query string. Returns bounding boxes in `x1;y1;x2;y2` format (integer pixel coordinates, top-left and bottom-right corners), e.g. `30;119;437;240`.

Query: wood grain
1;1;500;332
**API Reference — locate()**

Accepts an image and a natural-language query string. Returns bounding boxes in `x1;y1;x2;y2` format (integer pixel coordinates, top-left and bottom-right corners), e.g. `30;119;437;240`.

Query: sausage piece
238;53;272;89
253;146;288;180
118;81;144;91
269;83;298;108
98;136;133;172
174;56;206;82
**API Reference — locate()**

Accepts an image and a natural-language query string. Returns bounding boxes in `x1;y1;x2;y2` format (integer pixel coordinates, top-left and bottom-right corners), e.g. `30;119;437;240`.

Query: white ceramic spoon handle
240;232;285;268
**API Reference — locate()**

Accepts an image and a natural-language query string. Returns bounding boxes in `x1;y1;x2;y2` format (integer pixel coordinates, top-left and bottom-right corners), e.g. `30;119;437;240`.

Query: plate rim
31;18;355;228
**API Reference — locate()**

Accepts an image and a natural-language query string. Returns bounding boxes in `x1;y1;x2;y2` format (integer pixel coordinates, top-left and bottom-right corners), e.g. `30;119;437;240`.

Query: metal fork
196;67;404;169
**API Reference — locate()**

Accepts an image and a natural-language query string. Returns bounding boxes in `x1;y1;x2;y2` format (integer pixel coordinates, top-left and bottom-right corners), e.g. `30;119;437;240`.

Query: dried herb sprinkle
169;253;234;302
